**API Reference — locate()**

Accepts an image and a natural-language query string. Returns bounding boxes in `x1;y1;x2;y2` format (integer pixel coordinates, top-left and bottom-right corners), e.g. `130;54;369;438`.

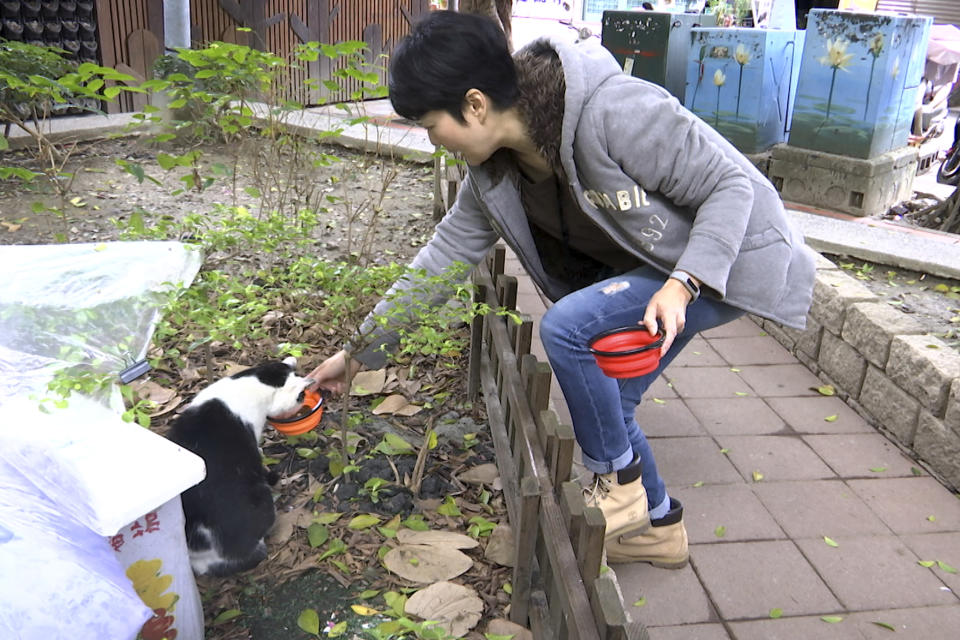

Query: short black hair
389;10;518;123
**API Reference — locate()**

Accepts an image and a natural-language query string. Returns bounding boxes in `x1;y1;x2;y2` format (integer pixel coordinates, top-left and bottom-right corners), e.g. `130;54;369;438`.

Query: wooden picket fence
467;246;648;640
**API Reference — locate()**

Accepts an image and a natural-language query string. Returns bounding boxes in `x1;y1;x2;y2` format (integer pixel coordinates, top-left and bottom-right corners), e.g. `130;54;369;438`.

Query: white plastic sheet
0;241;206;640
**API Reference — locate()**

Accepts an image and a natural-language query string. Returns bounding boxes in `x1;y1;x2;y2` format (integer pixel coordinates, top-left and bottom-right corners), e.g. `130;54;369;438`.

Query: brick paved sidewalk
506;253;960;640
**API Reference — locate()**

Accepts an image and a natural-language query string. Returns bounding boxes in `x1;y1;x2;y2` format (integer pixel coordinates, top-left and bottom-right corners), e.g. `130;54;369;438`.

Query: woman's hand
641;278;695;355
306;349;360;394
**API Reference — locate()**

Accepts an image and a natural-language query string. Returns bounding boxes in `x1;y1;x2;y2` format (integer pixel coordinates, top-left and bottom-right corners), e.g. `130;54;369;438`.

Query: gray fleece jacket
355;36;816;368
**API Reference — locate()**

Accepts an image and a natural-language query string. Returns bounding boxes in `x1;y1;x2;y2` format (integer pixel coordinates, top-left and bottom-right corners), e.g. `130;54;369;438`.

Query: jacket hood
512;36;622;174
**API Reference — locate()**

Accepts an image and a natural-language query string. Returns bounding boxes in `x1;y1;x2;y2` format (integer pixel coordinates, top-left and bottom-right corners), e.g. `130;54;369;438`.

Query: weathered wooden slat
479;349;520;526
510;475;541;626
577;506;606;589
553;419;576;488
467;278;486;401
590;574;650;640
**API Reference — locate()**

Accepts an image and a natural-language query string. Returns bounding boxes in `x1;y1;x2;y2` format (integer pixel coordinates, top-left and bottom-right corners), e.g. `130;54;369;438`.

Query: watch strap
669;270;700;302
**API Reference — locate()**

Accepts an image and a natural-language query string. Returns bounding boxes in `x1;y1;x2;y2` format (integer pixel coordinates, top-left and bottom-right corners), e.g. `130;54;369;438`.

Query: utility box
601;10;704;104
684;26;804;153
788;9;933;159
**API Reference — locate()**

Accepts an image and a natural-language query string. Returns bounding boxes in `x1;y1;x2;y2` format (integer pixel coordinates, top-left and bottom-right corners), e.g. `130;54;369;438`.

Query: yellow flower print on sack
126;558;179;612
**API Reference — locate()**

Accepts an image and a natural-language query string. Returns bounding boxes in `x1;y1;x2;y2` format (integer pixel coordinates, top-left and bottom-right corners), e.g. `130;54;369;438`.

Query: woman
308;10;816;568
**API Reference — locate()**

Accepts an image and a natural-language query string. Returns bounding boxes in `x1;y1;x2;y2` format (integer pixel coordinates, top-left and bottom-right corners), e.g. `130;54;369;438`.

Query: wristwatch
669;270;700;303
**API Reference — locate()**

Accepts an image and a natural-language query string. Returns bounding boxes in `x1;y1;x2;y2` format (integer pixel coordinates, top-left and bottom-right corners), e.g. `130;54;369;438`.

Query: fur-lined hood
512;41;566;172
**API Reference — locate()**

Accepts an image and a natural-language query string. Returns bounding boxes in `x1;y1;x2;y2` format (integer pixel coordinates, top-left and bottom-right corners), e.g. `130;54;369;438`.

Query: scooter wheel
937;147;960;186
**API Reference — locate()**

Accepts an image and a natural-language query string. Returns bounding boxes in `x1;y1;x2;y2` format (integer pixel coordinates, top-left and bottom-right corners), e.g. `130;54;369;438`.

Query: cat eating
166;357;310;577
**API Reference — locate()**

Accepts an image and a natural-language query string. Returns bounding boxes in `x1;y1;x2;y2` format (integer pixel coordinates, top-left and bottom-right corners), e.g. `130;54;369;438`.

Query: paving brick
818;331;867;397
647;437;743;486
730;607;960;639
752;479;890;538
691;540;840;619
612;562;717;627
796;535;958;610
708;335;796;367
701;315;764;338
899;532;960;595
664;366;754;399
647;624;731;640
803;433;920;478
686;397;786;436
671;337;726;367
913;411;960;491
810;270;878;334
636;397;706;438
673;483;785;543
848;477;960;534
648;373;679;399
858;365;921;446
765;396;874;434
841;301;927;368
888;334;960;417
737;364;823;397
716;435;837;482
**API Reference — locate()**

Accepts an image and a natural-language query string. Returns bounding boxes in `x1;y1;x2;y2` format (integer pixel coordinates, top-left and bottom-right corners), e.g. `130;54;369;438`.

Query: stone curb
755;256;960;491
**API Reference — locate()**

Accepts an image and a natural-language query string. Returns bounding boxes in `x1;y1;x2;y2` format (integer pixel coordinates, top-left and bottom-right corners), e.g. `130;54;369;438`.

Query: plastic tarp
0;241;206;640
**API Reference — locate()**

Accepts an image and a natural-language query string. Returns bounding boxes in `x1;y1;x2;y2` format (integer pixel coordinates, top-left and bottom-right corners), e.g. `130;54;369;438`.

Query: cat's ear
282;356;297;369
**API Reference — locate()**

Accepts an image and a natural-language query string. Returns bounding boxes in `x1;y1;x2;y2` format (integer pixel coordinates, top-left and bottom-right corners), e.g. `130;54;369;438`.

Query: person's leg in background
539;267;743;566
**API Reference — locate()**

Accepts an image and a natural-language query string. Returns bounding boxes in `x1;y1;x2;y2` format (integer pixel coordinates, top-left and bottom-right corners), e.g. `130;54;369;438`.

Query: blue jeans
539;266;744;510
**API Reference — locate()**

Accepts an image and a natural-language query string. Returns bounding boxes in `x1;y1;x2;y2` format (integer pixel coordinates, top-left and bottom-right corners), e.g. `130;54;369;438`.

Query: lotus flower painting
788;9;932;159
684;27;803;153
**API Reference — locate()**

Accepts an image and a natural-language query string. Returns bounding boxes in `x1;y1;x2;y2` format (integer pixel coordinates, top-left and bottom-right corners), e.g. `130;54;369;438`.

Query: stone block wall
754;255;960;491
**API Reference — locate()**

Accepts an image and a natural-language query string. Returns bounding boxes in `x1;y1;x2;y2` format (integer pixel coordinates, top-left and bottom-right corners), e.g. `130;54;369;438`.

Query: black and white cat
166;357;310;577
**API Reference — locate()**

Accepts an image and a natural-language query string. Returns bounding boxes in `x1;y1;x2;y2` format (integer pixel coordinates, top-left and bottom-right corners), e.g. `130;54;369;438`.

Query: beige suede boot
584;457;651;541
605;498;688;569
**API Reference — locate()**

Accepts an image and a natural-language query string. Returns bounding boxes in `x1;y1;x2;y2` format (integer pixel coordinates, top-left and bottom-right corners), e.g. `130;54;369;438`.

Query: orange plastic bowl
588;326;665;379
268;389;324;436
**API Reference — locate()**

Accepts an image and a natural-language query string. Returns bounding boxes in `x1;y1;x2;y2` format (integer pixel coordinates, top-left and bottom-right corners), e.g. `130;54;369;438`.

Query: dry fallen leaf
396;529;479;549
372;393;422;416
483;524;515;567
486;618;533;640
382;544;473;583
1;221;21;232
131;379;177;405
267;508;313;544
350;369;387;396
405;581;483;638
457;463;499;486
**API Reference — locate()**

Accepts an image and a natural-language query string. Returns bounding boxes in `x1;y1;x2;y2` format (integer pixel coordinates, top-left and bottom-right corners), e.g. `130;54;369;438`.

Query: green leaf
937;560;957;574
348;514;381;530
652;397;666;404
714;525;726;538
212;608;242;625
437;496;462;517
870;467;887;473
824;414;838;422
297;608;320;635
769;608;783;619
307;523;329;548
918;560;936;568
358;589;380;599
0;134;7;150
871;621;896;631
692;481;704;488
821;616;843;623
734;391;750;396
815;385;836;396
633;597;647;607
719;448;730;454
329;620;348;637
824;536;839;547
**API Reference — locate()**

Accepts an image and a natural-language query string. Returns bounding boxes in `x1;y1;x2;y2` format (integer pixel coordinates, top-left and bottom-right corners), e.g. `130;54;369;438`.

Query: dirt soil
1;134;516;639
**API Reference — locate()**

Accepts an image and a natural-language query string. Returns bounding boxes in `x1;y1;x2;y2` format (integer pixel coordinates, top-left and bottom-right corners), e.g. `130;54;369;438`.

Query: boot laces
585;473;614;505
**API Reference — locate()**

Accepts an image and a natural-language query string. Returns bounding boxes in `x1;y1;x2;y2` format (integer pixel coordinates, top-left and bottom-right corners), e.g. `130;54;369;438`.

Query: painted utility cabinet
788;9;932;159
601;11;705;104
683;27;804;153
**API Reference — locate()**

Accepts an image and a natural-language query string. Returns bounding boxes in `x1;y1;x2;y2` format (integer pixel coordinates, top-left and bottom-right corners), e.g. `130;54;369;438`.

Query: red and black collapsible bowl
588;326;665;379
